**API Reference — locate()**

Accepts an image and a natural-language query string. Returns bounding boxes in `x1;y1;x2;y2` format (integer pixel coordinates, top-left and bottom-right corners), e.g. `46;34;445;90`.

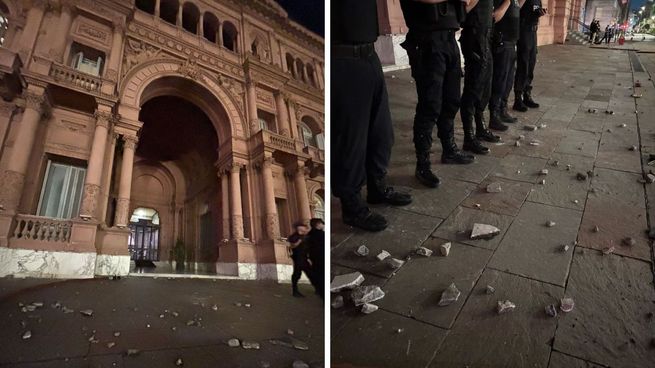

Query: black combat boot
292;287;305;298
489;110;509;131
415;152;440;188
523;92;540;108
475;111;501;142
512;93;528;112
367;176;412;206
500;106;517;123
463;127;490;155
441;138;475;164
341;194;388;232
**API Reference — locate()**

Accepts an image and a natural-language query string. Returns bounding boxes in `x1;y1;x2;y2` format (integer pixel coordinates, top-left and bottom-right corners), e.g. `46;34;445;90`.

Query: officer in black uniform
513;0;546;111
489;0;523;130
459;0;504;152
400;0;474;189
332;0;412;232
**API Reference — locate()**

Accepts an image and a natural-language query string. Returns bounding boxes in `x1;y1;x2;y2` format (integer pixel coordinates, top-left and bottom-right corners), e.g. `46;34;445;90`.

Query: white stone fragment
486;285;496;294
376;250;391;261
22;330;31;340
438;283;461;306
330;272;365;293
355;245;369;257
439;242;451;257
546;221;556;227
227;338;240;347
388;258;405;269
351;285;385;306
470;223;501;240
524;125;538;131
540;169;548;175
497;300;516;314
416;246;433;257
560;298;575;313
361;303;379;314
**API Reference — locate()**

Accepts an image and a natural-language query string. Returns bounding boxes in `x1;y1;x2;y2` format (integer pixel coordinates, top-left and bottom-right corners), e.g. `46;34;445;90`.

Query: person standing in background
513;0;546;111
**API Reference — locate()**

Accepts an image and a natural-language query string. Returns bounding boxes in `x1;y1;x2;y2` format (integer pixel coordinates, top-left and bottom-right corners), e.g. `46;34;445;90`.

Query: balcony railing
12;214;72;243
49;64;103;93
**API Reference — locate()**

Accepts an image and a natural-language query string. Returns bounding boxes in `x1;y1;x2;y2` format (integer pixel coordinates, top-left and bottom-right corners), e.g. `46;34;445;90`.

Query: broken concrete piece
524;125;538;131
126;349;141;357
560;298;575;313
376;250;391;261
331;296;344;309
292;361;310;368
439;242;451;257
497;300;516;314
576;172;587;181
80;309;93;317
538;124;547;129
540;179;546;185
545;304;558;317
515;141;521;147
539;169;548;175
351;285;385;306
388;258;405;269
593;225;600;233
566;164;571;171
486;285;496;294
561;244;570;252
486;182;503;193
355;245;369;257
629;145;638;151
622;237;636;247
175;358;183;366
602;246;615;255
470;223;501;240
530;141;541;146
416;246;433;257
242;341;260;350
552;160;559;167
588;108;598;113
330;272;365;292
227;338;240;347
361;303;379;314
646;174;655;184
438;283;461;307
546;221;556;227
619;123;627;128
22;330;31;340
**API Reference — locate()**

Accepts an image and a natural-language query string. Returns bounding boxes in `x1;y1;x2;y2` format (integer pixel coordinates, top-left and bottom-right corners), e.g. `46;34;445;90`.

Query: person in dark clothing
400;0;475;189
589;19;598;43
459;0;504;151
332;0;412;232
307;218;325;298
489;0;523;128
513;0;546;111
287;222;316;297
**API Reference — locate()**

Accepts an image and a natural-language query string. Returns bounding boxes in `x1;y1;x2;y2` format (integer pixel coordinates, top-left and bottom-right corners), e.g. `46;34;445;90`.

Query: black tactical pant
490;39;516;113
514;26;537;95
459;27;492;126
291;252;318;292
332;49;393;208
404;30;461;156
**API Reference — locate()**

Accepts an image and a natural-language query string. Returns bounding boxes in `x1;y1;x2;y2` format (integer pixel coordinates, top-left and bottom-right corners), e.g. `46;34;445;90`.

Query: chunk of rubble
622;237;636;247
416;246;433;257
602;246;615;255
355;245;369;257
439;242;451;257
22;330;31;340
388;258;405;269
80;309;93;317
566;164;572;171
560;244;570;252
497;300;516;314
126;349;141;357
175;358;183;366
292;361;310;368
470;223;501;240
546;221;556;227
629;145;638;151
560;298;575;313
539;169;548;175
524;125;538;131
593;225;600;233
330;272;365;292
438;283;461;307
540;179;546;185
351;285;385;306
361;303;379;314
486;285;496;294
551;160;559;167
107;342;116;349
530;141;541;146
545;304;558;317
515;141;521;147
331;296;344;309
646;174;655;184
486;182;503;193
587;108;598;113
538;123;547;129
227;338;240;347
376;250;391;261
572;199;579;204
242;341;260;350
619;123;627;128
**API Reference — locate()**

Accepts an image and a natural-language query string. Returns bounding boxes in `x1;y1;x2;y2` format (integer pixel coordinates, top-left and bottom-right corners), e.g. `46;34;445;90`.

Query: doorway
128;207;160;261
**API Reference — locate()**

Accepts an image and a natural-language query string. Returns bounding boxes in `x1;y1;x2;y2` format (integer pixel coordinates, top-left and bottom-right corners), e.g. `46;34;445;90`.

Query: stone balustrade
49;63;103;93
12;214;72;243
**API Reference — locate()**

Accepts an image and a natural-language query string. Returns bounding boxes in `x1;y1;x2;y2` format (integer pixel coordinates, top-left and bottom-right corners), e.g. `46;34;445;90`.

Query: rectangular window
37;161;86;219
68;42;105;76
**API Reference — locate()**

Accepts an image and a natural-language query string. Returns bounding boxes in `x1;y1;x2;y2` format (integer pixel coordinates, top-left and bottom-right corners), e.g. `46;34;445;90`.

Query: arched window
135;0;156;14
222;21;238;52
182;2;200;34
300;120;315;147
0;1;9;46
312;194;324;220
160;0;179;26
203;12;219;44
306;64;316;87
295;58;305;82
285;53;295;76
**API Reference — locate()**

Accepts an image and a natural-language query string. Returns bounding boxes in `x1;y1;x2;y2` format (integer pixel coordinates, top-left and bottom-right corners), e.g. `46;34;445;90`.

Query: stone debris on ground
545;304;558;317
388;258;405;269
486;182;503;193
22;330;31;340
530;141;541;146
538;124;547;129
622;237;636;247
561;244;570;252
293;360;310;368
361;303;379;314
497;300;517;314
593;225;600;233
486;285;496;294
126;349;140;357
62;306;74;313
439;242;451;257
566;164;572;171
227;338;241;347
80;309;93;317
546;221;556;227
351;285;385;306
376;250;391;261
438;283;461;307
416;246;433;257
107;342;116;349
587;108;598;113
576;172;587;181
539;169;548;176
524;125;538;131
602;246;615;255
629;145;638;151
331;295;344;309
355;244;369;257
646;173;655;184
540;179;546;185
175;358;183;366
515;141;521;147
619;123;627;128
287;329;294;336
330;272;365;292
242;341;261;350
470;223;501;240
560;298;575;313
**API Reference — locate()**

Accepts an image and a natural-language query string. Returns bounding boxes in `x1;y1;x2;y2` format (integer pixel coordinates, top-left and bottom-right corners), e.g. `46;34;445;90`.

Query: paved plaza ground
0;277;324;367
331;41;655;367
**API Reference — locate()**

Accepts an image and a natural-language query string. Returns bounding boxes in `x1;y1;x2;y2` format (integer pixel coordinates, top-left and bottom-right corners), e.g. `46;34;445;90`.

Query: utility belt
332;43;375;59
402;0;466;30
426;0;466;24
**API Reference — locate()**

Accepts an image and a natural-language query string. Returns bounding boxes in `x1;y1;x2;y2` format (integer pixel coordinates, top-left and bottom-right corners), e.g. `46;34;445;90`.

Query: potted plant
169;239;186;271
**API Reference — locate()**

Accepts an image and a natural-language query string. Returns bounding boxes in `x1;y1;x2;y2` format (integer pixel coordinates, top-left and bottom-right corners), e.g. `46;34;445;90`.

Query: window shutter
316;133;324;150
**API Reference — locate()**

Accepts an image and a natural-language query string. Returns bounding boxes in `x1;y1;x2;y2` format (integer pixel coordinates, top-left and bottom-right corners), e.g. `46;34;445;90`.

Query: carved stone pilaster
94;110;112;129
123;135;138;150
231;215;244;240
79;183;100;218
0;170;25;211
23;91;45;112
115;197;130;227
264;213;279;239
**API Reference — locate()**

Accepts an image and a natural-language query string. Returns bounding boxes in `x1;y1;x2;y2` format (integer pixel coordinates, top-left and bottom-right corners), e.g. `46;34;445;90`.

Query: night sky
631;0;648;11
275;0;325;37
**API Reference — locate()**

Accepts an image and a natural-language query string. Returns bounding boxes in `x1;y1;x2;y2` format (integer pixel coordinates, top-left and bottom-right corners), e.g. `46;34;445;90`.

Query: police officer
459;0;504;152
400;0;474;189
332;0;413;232
489;0;524;130
513;0;546;111
287;222;312;297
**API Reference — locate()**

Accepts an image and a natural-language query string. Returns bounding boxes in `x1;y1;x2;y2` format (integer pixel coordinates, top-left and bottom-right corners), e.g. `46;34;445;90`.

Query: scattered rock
497;300;516;314
175;358;183;366
114;331;121;337
619;123;627;128
474;203;481;208
622;237;636;247
22;330;31;340
593;225;600;233
545;221;556;227
545;304;558;317
242;341;260;350
572;199;579;204
331;296;344;309
515;141;521;147
211;304;218;311
330;272;365;292
540;179;546;185
539;169;548;175
287;329;294;336
561;244;570;252
351;285;385;306
646;174;655;184
486;285;496;294
486;182;503;193
438;283;461;307
566;164;572;171
107;342;116;349
588;108;598;113
80;309;93;317
470;223;501;240
560;298;575;313
292;361;310;368
551;160;559;167
227;338;240;347
416;246;433;257
439;242;451;257
524;125;538;131
361;303;379;314
355;245;369;257
126;349;141;357
602;246;615;255
576;172;587;181
629;145;638;151
376;250;391;261
538;124;547;129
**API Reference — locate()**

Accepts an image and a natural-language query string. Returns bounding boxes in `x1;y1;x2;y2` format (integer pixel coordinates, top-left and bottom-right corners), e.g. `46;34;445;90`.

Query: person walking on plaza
589;19;598;43
459;0;504;154
489;0;523;129
307;218;325;298
287;222;318;298
513;0;546;112
332;0;412;232
400;0;475;189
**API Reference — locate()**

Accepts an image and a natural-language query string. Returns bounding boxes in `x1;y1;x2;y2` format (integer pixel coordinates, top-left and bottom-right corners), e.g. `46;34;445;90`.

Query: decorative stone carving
76;22;109;45
94;110;112;128
230;162;242;173
178;58;201;80
122;39;162;79
79;183;100;218
216;73;245;113
0;101;16;117
23;91;45;111
115;198;130;226
255;88;274;109
0;170;25;211
123;135;138;150
264;213;279;239
105;69;118;82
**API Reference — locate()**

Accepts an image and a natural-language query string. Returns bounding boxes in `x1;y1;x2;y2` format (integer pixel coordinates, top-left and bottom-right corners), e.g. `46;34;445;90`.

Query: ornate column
114;135;137;227
198;13;203;37
0;87;47;212
274;91;290;136
260;154;279;239
99;132;118;223
246;79;259;134
217;21;224;46
229;163;244;239
154;0;161;17
105;22;125;82
49;1;74;63
294;162;311;224
177;3;183;27
220;171;230;239
287;99;300;139
79;108;112;219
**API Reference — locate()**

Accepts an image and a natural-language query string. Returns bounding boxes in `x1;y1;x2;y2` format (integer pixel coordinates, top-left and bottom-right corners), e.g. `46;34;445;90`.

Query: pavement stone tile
461;177;533;216
488;202;582;286
527;153;594;210
596;130;643;173
0;330;91;365
554;130;600;158
430;154;501;184
428;269;563;368
553;250;655;368
548;351;605;368
432;206;515;250
491;154;549;183
0;355;125;368
377;239;492;329
589;167;646;208
378;180;475;219
330;198;354;248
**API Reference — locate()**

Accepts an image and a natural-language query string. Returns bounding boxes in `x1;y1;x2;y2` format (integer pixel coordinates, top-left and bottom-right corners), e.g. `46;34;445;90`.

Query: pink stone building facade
0;0;324;280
